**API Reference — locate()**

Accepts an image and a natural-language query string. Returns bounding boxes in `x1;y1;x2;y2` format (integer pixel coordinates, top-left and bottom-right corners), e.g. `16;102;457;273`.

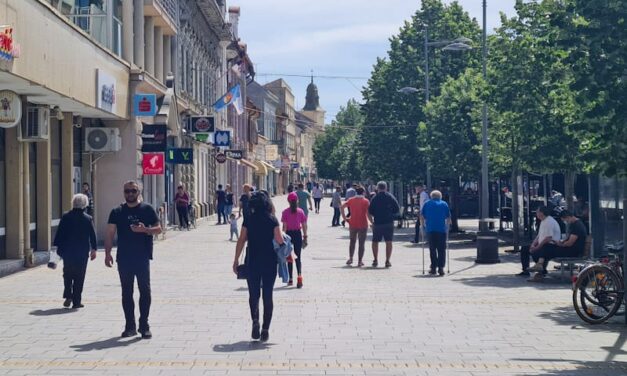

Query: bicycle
572;242;624;324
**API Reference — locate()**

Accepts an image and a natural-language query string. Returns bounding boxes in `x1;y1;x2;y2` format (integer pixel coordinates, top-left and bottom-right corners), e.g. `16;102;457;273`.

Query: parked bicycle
572;242;624;324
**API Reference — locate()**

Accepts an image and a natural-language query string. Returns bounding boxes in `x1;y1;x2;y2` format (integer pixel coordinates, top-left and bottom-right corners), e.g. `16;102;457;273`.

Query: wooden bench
552;236;592;279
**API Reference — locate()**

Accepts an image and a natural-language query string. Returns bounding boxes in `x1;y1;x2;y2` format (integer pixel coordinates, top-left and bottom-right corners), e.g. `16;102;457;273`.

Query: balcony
144;0;177;35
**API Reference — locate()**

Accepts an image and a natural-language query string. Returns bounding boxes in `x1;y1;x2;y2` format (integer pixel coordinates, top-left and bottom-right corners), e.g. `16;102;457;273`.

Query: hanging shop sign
189;115;215;133
0;90;21;128
291;162;300;169
133;94;157;116
96;69;117;114
166;148;193;164
265;144;279;161
141;123;167;152
225;149;243;160
142;153;164;175
214;130;230;147
215;153;227;164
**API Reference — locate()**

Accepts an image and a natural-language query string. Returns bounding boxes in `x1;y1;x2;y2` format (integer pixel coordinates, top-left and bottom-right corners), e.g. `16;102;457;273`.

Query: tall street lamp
476;0;500;264
398;32;472;189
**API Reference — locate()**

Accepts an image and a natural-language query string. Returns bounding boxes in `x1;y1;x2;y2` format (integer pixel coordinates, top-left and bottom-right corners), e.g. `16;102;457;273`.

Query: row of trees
314;0;626;189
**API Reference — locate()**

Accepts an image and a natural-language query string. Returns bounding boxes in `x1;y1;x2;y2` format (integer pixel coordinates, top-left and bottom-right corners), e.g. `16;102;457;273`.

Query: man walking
239;184;252;220
215;184;227;225
367;181;400;268
421;190;451;276
413;185;429;243
105;181;162;339
296;183;313;217
331;186;342;226
82;183;94;217
341;186;370;267
342;183;357;227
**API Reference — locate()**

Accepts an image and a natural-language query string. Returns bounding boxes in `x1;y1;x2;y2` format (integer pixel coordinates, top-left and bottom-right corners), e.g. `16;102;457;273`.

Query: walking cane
421;226;425;275
446;224;450;275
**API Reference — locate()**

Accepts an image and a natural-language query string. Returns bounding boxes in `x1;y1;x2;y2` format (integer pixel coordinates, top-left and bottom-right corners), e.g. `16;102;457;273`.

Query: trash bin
476;219;500;264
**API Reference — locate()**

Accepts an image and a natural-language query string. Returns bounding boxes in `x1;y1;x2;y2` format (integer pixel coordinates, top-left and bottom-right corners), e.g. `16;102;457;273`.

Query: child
229;213;239;241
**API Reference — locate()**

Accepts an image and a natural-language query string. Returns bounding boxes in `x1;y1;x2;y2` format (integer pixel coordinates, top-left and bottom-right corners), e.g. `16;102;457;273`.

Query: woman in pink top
281;192;308;288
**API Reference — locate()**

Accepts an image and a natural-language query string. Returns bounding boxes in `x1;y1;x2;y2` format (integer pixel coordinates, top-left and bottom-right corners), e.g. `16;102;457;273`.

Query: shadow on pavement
455;273;570;290
213;341;273;352
70;336;142;352
29;308;75;316
511;360;627;376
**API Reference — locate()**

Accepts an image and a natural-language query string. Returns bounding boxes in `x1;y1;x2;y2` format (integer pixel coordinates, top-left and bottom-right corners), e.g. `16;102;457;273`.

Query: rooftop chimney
228;6;241;40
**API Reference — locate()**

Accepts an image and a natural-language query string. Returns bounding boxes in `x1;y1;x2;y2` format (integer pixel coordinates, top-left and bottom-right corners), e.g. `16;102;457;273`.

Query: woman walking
233;192;285;342
312;183;323;214
53;194;98;309
174;185;190;230
281;192;308;288
224;184;234;222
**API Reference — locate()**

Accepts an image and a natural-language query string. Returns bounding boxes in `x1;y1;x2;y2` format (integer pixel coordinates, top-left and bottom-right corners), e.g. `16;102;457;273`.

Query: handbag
236;247;248;280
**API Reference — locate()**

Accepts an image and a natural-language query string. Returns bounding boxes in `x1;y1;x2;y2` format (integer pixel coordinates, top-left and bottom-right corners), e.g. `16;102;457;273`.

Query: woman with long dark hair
233;191;284;341
281;192;308;288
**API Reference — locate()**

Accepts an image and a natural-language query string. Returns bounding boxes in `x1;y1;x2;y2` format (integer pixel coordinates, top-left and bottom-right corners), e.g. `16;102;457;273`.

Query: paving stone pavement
0;196;626;376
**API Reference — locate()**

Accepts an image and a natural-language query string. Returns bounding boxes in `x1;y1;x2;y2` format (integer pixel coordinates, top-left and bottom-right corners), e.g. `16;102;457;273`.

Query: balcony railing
154;0;177;25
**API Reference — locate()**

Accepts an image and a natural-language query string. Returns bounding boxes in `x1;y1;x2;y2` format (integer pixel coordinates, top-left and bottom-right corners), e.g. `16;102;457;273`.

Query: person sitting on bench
517;206;561;277
527;210;587;282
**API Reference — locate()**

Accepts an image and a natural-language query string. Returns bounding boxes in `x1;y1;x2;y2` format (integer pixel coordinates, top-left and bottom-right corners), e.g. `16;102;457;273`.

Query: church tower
300;75;326;133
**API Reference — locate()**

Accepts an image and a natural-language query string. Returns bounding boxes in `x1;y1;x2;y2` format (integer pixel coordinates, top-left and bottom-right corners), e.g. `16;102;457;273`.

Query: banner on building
166;148;193;164
225;150;243;160
133;94;157;116
141;123;167;152
142;153;164;175
265;144;279;161
188;116;215;134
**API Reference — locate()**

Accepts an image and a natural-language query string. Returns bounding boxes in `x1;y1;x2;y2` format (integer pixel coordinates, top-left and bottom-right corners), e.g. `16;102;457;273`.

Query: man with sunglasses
105;181;161;339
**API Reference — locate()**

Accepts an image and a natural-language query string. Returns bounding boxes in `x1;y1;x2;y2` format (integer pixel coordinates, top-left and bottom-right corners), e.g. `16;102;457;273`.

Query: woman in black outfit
233;191;284;342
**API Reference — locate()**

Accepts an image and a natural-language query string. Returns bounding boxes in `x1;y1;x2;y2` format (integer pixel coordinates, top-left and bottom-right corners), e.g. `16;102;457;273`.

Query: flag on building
213;84;244;115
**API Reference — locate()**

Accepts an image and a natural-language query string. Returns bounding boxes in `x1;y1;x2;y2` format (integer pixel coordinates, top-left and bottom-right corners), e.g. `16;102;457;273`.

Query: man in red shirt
341;186;370;267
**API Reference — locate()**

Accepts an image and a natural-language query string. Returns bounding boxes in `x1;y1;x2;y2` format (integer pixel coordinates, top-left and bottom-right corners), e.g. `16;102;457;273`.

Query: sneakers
516;271;531;277
528;263;544;272
63;298;72;308
260;329;269;342
372;260;378;268
121;328;137;338
528;272;545;282
385;261;392;268
346;259;353;266
139;328;152;339
72;303;84;309
428;268;436;275
251;322;260;340
287;279;293;286
297;276;303;289
438;268;445;276
357;261;364;267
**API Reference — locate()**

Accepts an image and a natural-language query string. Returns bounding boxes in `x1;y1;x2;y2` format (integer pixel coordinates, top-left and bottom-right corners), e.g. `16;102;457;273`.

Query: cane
421;226;425;275
446;224;450;275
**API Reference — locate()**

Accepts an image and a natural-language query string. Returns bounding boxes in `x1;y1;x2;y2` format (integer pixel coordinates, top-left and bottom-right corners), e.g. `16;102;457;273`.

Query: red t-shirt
281;207;307;231
345;196;370;229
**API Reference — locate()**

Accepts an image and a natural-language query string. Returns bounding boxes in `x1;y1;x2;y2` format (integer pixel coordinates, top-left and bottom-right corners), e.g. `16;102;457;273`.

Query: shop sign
133;94;157;116
166;148;193;164
265;144;278;161
142;153;164;175
225;150;243;160
291;162;300;169
189;116;215;133
141;123;167;152
97;69;117;113
281;156;291;170
214;130;230;147
0;90;21;128
215;153;227;164
0;26;20;61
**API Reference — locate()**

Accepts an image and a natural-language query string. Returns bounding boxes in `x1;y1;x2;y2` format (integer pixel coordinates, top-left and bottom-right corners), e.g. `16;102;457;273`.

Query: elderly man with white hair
53;193;98;309
421;190;451;276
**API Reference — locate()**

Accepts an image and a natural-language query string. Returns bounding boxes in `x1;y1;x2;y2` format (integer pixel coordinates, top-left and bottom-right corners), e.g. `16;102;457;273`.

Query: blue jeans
224;204;233;221
217;203;226;223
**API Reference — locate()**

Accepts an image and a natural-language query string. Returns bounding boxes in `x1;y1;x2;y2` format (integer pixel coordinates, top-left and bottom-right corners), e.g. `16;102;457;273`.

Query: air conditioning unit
18;106;49;142
85;127;121;152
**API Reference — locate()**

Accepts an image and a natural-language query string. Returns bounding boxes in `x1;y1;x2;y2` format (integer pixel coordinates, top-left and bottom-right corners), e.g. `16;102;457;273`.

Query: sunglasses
124;189;138;194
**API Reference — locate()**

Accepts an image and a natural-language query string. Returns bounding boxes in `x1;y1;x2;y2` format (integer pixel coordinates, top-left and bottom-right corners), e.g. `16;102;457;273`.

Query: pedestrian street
0;196;626;376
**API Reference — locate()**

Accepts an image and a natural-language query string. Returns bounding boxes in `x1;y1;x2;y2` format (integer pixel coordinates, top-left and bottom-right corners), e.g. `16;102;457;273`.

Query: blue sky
233;1;516;123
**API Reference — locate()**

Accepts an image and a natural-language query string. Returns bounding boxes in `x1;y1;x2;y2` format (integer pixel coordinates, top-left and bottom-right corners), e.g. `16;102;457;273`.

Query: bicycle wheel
573;265;624;324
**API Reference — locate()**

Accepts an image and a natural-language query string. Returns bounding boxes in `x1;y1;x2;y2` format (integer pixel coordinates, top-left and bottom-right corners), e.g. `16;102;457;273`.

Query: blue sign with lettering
133;94;157;116
214;130;230;147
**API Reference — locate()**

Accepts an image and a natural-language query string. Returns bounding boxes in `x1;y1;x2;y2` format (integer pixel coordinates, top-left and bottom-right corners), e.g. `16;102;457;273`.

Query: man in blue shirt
421;190;451;276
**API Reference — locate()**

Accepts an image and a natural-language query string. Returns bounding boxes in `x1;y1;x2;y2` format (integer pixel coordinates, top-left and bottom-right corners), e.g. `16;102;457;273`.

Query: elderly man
421;190;451;276
518;206;561;277
54;194;98;309
528;210;587;282
368;181;400;268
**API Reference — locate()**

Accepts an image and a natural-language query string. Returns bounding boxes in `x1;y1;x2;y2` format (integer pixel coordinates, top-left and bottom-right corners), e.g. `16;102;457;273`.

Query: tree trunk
565;170;576;210
511;166;523;252
450;175;460;232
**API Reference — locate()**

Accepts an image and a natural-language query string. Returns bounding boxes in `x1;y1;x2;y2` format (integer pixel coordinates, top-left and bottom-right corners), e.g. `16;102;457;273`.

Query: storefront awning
261;161;277;173
253;160;268;176
239;158;258;171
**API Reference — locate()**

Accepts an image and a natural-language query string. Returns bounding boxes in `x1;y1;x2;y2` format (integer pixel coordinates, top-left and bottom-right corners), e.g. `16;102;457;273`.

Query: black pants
286;230;303;278
176;206;189;229
63;258;88;305
332;208;341;226
314;198;321;212
531;243;580;273
428;232;447;270
118;259;151;330
414;220;421;242
520;245;531;271
247;263;277;330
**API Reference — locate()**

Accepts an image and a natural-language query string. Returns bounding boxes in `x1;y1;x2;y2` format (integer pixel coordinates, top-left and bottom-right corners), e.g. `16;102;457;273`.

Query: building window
50;120;62;222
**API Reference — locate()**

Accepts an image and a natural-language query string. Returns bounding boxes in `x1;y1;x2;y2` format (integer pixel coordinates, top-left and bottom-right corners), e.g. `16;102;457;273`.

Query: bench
552;236;592;279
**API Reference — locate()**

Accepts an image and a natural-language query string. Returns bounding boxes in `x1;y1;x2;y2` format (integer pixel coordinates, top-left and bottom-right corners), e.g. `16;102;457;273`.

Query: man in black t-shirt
367;181;400;268
105;181;161;339
239;183;252;220
215;184;227;225
528;210;588;281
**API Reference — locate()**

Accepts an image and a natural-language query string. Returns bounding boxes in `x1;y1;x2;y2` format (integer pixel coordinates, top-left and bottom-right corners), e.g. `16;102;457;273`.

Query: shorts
372;223;394;242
